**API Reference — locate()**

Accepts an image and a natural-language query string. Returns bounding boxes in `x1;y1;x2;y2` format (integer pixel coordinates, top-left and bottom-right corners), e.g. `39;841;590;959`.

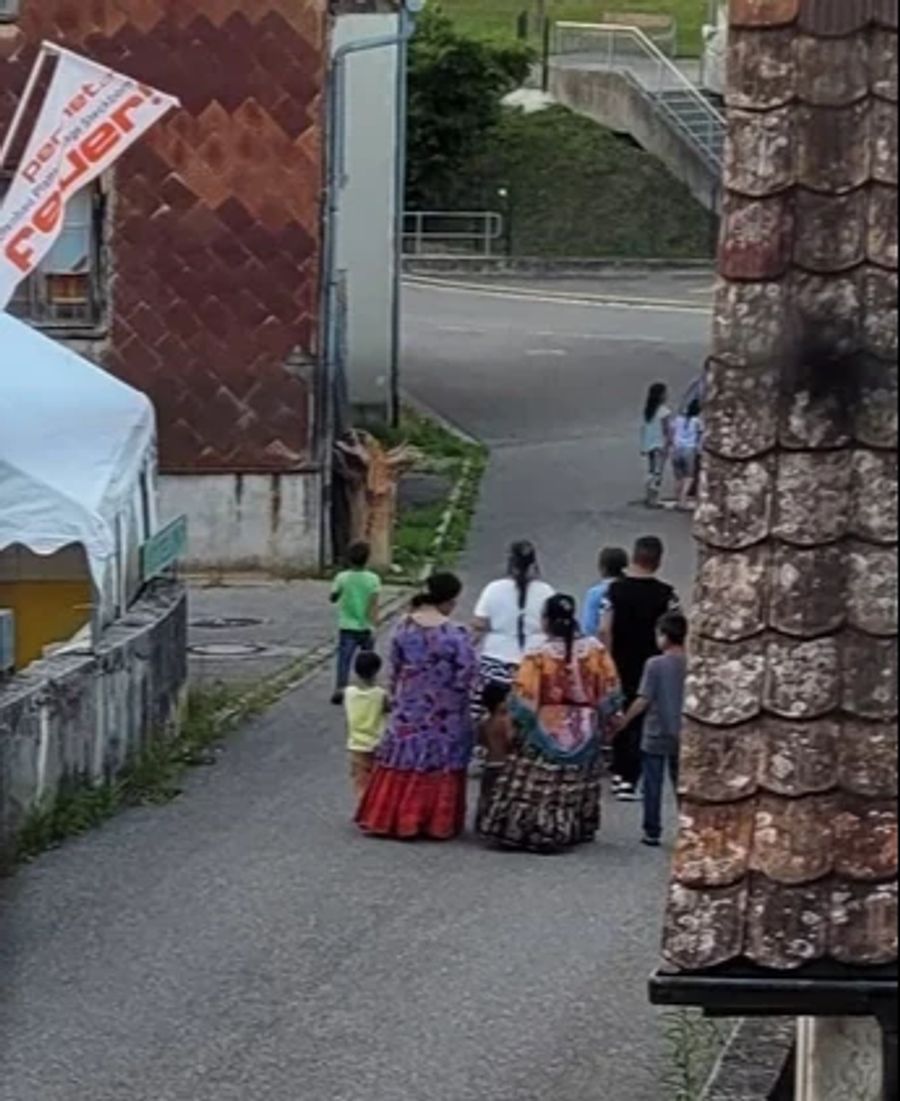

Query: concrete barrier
549;64;720;213
0;580;188;863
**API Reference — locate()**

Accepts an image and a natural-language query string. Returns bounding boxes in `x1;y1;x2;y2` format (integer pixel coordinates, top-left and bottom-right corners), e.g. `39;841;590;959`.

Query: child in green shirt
330;541;381;704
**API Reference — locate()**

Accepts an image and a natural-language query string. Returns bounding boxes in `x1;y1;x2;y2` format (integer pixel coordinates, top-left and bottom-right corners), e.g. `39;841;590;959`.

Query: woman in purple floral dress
357;573;477;840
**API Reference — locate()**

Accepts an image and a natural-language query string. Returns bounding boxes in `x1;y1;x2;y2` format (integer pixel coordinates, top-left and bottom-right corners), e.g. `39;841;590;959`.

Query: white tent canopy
0;313;156;621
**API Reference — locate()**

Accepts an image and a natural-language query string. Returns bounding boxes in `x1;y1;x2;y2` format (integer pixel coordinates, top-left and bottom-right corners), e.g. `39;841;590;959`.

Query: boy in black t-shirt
601;536;680;801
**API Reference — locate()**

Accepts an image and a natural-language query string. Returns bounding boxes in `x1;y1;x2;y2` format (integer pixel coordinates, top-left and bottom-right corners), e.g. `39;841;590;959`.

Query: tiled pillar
796;1018;882;1101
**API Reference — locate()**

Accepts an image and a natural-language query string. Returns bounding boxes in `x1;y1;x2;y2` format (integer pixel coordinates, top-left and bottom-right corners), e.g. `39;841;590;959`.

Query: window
0;0;20;22
3;183;106;329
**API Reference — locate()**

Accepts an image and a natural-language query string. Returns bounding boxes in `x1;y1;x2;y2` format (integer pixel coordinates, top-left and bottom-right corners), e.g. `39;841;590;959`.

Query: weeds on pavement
14;683;242;867
662;1009;736;1101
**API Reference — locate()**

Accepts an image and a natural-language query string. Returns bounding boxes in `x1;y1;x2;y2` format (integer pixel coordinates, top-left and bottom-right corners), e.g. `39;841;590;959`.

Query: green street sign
141;515;188;581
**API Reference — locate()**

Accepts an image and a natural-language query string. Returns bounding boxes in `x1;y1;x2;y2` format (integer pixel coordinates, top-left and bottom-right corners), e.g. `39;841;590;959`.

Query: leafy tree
407;5;532;208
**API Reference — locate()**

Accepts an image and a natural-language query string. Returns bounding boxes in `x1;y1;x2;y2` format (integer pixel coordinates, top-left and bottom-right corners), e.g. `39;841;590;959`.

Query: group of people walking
331;535;686;854
641;382;702;510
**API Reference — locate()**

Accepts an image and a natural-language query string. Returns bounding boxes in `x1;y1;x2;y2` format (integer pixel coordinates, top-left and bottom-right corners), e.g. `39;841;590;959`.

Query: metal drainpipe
319;9;417;568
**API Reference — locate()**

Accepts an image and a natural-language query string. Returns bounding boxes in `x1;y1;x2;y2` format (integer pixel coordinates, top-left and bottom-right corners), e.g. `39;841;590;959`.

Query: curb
208;452;486;727
403;257;715;278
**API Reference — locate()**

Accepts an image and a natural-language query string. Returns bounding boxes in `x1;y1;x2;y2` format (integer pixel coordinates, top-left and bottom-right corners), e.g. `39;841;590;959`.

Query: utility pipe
319;7;417;566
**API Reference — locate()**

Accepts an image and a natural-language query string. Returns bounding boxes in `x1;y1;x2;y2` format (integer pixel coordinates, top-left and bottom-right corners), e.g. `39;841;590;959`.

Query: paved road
0;276;711;1101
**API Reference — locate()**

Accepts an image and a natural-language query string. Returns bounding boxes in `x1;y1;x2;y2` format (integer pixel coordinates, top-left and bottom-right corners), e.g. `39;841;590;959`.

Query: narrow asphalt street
0;274;712;1101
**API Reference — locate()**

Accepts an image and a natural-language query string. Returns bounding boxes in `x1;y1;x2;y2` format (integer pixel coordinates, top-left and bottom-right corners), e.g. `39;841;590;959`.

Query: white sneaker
610;775;624;792
616;784;641;802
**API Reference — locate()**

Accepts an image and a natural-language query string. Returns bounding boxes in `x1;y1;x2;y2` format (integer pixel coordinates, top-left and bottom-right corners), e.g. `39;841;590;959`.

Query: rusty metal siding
0;1;327;474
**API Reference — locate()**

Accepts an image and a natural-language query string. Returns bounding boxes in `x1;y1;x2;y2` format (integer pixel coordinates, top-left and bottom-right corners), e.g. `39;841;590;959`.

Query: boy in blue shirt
581;546;629;638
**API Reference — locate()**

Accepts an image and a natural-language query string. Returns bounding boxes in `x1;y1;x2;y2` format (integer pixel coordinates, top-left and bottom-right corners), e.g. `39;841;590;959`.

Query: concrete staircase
548;22;727;212
653;88;726;170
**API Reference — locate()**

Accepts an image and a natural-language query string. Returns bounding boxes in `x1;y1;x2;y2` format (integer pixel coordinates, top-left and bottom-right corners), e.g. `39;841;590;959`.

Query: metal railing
552;22;726;169
403;211;504;258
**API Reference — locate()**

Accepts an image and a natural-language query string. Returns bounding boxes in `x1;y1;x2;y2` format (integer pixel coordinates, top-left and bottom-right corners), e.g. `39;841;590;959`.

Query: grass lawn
441;0;708;55
461;105;716;259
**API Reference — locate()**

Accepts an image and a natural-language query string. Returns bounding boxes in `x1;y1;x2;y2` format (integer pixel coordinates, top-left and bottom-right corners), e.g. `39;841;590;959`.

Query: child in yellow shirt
345;651;389;802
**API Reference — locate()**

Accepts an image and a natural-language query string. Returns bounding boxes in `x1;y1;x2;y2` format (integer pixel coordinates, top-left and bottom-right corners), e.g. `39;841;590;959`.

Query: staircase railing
552;22;726;169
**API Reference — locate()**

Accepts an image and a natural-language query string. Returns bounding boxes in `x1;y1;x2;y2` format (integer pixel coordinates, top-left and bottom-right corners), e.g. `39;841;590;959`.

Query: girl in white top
472;541;555;687
672;397;703;510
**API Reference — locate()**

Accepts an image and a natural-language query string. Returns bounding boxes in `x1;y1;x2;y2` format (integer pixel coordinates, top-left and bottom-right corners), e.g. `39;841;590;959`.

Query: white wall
159;473;322;575
333;13;400;418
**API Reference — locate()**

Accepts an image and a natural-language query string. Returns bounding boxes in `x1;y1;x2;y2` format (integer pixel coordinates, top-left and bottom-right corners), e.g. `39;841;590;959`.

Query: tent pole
0;44;50;170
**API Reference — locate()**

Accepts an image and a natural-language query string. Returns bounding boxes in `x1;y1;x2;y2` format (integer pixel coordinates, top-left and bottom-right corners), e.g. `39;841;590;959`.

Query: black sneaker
330;691;345;706
641;835;662;847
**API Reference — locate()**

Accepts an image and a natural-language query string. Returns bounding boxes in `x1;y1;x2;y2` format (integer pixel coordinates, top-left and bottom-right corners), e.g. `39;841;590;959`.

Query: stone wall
548;65;720;212
0;581;187;864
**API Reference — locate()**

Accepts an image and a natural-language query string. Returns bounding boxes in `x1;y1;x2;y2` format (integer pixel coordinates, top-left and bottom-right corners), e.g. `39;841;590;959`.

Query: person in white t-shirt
472;540;555;696
672;398;703;510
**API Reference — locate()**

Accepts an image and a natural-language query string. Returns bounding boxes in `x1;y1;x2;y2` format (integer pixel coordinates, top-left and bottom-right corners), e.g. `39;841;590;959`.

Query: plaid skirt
477;741;602;854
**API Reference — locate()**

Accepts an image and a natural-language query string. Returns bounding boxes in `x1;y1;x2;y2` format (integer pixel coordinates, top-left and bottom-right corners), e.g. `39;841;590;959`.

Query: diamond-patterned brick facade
0;1;327;472
662;0;898;973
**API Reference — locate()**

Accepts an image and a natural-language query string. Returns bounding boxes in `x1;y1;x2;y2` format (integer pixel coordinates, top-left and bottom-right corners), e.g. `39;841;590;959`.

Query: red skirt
356;767;468;840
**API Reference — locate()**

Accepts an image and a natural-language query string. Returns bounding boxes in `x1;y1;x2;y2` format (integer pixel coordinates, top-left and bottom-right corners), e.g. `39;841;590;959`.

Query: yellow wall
0;548;92;670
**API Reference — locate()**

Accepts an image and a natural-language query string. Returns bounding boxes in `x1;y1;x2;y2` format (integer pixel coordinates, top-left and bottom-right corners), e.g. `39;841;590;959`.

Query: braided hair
508;540;539;650
545;593;579;663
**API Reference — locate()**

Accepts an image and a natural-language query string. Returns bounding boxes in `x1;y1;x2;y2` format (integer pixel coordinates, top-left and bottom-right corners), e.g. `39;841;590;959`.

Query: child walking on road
345;651;389;802
621;612;688;847
640;382;673;509
330;541;381;705
581;546;629;639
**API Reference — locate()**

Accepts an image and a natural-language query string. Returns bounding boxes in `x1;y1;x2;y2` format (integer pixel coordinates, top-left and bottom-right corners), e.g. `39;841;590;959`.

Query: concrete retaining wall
548;65;720;212
0;580;188;863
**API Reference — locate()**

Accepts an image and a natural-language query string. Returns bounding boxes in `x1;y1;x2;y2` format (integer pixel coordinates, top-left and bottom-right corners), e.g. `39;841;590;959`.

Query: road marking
435;324;486;334
525;348;568;357
405;276;712;315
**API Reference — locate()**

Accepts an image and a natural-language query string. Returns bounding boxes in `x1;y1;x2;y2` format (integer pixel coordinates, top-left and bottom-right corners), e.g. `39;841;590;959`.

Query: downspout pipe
320;8;417;567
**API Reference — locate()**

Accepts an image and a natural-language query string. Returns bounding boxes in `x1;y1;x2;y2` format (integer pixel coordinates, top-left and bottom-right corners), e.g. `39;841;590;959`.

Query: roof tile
797;102;871;193
679;721;763;803
842;633;898;720
772;451;853;547
757;717;839;796
833;796;899;880
838;720;899;797
871;97;899;183
779;385;854;451
712;281;792;363
768;544;846;637
793;270;863;349
686;639;767;725
862;268;899;358
750;793;837;883
855;355;898;447
867;183;898;269
794;188;867;273
871;24;899;100
847;544;899;636
872;0;900;28
725;108;795;197
720;193;794;281
798;0;872;36
731;0;801;28
663;882;750;971
851;449;899;544
764;637;842;720
703;359;780;459
694;547;769;642
727;27;796;110
746;876;830;968
829;881;898;965
696;455;775;550
674;800;755;887
796;31;870;106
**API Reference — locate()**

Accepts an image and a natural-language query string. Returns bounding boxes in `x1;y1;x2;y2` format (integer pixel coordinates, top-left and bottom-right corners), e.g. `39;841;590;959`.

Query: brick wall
0;1;328;475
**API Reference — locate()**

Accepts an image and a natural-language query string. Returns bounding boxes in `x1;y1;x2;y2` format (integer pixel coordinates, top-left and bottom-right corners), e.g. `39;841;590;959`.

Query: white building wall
333;13;400;420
